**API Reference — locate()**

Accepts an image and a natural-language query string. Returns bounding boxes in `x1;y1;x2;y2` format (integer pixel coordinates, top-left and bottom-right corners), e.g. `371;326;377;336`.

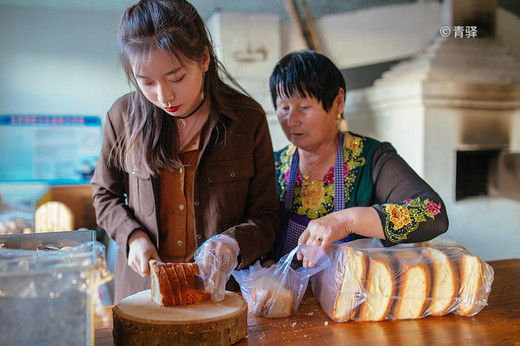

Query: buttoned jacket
91;91;279;303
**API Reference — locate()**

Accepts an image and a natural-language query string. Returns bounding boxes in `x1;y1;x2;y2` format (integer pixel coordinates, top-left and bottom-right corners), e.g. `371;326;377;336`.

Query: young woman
91;0;278;303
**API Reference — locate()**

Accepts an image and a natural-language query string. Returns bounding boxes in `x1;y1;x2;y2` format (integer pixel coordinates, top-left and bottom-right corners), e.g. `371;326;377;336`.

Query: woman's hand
297;211;351;267
297;207;384;267
194;234;240;302
127;229;160;277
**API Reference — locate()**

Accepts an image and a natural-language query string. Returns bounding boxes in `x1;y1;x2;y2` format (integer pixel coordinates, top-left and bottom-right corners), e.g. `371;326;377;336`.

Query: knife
149;259;206;292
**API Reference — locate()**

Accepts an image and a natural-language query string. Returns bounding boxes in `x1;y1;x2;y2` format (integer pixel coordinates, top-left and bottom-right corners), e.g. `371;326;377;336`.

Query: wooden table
95;259;520;345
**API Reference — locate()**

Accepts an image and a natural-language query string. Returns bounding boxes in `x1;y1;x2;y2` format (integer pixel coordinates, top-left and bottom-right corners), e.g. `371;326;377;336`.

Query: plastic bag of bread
311;238;494;322
232;244;329;318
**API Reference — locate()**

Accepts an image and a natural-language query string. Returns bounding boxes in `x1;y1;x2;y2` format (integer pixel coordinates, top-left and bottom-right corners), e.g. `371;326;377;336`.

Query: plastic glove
194;234;240;302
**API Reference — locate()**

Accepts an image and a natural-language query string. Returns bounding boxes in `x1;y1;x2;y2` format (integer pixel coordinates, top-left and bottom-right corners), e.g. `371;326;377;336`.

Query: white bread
321;242;492;322
456;254;487;315
150;261;210;307
422;247;458;316
357;252;395;321
392;250;430;320
332;246;368;321
250;276;294;318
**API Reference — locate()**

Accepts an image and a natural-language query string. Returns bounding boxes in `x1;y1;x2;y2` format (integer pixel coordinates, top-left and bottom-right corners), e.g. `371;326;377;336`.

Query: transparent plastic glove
194;234;240;302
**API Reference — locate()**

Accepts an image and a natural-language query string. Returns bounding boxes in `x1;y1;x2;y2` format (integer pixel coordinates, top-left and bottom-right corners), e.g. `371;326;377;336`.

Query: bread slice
250;276;294;318
166;264;183;305
184;263;210;304
422;247;458;316
392;250;430;320
456;254;487;315
150;261;210;307
358;252;395;321
332;246;368;321
174;264;189;305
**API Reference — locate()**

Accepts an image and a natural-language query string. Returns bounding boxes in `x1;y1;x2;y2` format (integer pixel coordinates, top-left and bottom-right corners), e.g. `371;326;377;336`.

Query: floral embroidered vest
275;132;380;219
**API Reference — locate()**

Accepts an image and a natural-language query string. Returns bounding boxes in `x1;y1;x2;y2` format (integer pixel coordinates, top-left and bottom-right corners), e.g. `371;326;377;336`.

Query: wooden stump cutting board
113;289;248;345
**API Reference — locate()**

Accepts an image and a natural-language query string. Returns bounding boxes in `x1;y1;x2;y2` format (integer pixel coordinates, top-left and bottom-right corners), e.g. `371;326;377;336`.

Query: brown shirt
91;91;279;303
159;131;201;263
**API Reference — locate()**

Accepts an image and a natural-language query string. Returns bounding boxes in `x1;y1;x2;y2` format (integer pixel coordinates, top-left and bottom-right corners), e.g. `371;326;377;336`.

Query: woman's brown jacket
91;92;279;303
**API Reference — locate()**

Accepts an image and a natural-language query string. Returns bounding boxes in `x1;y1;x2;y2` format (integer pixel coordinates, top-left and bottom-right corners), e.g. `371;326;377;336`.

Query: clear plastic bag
233;244;330;318
0;241;113;345
311;238;494;322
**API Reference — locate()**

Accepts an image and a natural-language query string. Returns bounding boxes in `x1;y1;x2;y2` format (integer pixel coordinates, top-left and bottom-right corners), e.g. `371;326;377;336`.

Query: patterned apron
273;132;350;260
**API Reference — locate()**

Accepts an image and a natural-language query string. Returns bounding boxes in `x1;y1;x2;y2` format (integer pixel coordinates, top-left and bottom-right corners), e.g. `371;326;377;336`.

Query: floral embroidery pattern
375;198;442;243
276;134;367;219
386;204;412;229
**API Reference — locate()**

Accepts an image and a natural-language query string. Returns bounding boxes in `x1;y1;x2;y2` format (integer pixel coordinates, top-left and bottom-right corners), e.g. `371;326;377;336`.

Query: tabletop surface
95;259;520;345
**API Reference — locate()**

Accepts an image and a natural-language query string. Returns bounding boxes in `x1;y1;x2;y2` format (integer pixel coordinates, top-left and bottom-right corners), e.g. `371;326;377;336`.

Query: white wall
0;5;131;117
207;12;289;151
281;2;442;70
496;7;520;62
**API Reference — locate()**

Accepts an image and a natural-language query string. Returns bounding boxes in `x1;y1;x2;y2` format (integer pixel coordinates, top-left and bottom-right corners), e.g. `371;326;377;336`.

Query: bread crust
250;276;294;318
422;247;459;316
391;250;430;320
456;254;485;315
150;262;210;307
332;246;368;321
358;252;395;321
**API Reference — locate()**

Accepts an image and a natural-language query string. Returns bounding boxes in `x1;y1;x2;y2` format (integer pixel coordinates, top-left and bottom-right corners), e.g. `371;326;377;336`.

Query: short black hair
269;50;346;112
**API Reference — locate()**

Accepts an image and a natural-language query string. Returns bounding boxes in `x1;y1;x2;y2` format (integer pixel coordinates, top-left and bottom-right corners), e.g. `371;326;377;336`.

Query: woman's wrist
345;207;384;239
128;228;146;245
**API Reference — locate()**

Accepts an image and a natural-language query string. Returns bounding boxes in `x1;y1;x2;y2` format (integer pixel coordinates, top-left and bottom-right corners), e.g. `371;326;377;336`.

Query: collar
181;129;202;153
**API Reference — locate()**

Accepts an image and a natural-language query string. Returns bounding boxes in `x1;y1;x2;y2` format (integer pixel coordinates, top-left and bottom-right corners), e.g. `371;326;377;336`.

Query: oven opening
456;149;500;201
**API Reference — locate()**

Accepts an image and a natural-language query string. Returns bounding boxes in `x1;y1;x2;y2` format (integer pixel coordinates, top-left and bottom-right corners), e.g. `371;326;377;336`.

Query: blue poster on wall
0;115;102;184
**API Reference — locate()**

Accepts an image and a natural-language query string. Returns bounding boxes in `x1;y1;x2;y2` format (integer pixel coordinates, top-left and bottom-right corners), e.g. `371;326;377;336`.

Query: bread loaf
150;261;210;307
315;241;493;322
357;252;395;321
250;276;294;318
422;247;458;316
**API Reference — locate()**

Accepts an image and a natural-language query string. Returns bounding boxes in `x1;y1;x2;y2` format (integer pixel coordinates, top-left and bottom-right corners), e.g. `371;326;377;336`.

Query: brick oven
345;0;520;260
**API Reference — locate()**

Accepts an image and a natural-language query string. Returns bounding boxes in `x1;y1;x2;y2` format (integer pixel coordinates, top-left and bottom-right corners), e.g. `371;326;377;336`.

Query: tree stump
113;290;248;345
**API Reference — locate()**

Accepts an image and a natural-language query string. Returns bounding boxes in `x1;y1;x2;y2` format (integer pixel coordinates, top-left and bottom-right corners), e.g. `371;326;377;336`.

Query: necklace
300;151;336;181
175;97;206;129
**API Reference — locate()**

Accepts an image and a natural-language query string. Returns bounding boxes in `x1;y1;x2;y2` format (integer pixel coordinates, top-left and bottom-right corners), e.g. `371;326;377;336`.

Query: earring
200;72;206;101
337;113;342;121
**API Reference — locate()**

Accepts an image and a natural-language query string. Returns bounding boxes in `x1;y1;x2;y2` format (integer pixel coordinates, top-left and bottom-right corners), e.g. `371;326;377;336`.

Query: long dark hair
269;50;346;113
113;0;243;175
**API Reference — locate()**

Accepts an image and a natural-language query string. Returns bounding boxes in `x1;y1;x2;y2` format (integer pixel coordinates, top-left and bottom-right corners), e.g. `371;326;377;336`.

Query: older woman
269;50;448;267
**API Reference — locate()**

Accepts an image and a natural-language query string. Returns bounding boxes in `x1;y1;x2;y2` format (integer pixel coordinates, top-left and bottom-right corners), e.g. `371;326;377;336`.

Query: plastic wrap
0;238;112;345
0;201;34;234
233;244;329;318
311;238;494;322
